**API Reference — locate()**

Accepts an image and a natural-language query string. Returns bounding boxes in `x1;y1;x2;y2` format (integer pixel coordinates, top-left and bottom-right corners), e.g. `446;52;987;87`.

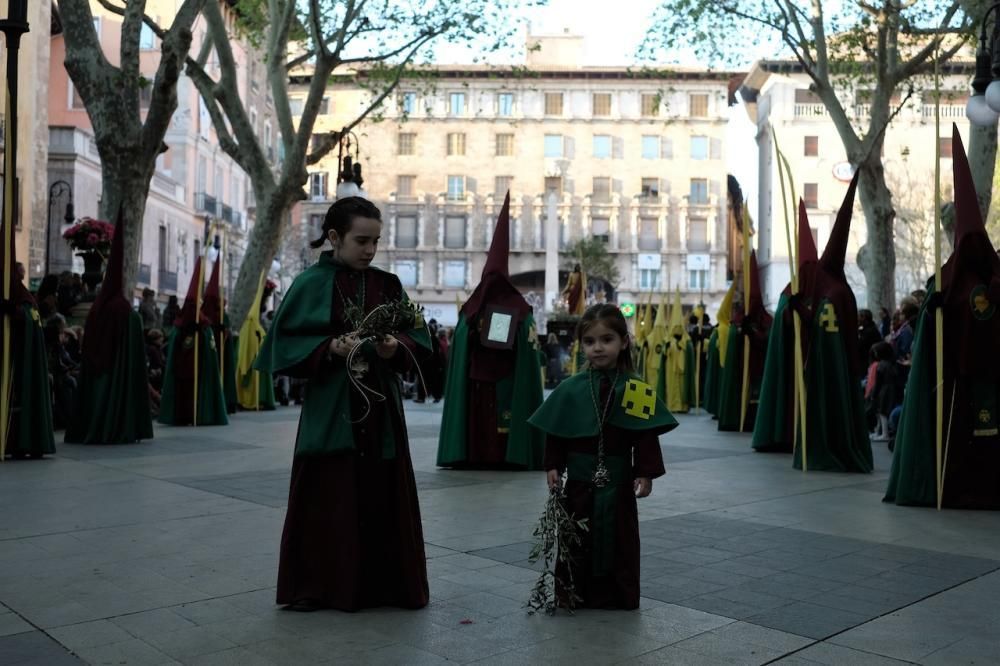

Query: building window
592;177;611;199
639;268;661;290
400;92;416;115
803;183;818;208
497;93;514;116
443;260;467;287
641;94;660;117
289;97;304;116
690;136;708;160
449;92;465;116
495;175;513;196
444;216;467;248
592;217;610;243
447;175;465;201
139;23;155;49
544;177;563;197
689;178;709;204
318;97;331;115
641;135;660;159
688;269;709;290
447;133;466;156
544;92;564;115
593;93;611;116
308;214;324;236
395;260;418;287
939;137;953;159
690;93;709;117
639;218;660;251
641;178;659;198
396;175;415;197
593;134;611;159
396;216;418;249
398;132;415;155
309;172;327;200
688;217;708;250
544;134;564;158
804;135;819;157
496;133;514;156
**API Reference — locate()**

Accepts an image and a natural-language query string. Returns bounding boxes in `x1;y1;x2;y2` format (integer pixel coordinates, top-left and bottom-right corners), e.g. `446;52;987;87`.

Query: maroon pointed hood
947;124;1000;285
83;207;132;372
747;250;771;324
820;170;860;279
175;257;208;328
461;191;530;320
798;198;818;271
201;256;223;325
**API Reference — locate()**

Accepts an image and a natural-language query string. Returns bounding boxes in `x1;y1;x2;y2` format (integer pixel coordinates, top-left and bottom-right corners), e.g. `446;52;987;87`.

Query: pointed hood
716;280;737;368
669;287;686;340
175;257;208;328
819;170;860;279
83;209;133;372
797;198;818;270
746;250;767;320
646;292;667;351
461;191;530;321
947;124;1000;284
237;272;268;409
201;255;224;325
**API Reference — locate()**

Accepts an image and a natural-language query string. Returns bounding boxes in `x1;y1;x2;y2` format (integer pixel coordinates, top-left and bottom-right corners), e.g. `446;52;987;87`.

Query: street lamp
45;180;75;276
334;130;367;200
967;2;1000;126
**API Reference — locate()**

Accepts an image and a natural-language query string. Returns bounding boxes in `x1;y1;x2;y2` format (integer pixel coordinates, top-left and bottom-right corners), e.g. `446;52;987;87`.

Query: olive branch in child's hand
526;481;588;616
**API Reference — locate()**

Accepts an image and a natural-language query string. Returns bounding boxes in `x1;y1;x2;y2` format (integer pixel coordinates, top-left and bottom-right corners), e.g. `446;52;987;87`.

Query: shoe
414;399;425;404
283;599;324;612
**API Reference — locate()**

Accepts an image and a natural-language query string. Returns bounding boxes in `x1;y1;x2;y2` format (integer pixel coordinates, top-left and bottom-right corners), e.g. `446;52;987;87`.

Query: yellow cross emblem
819;303;839;332
622;379;656;420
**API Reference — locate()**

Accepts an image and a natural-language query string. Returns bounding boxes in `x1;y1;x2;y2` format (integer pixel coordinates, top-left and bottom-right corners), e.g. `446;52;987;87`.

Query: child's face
581;320;627;370
329;216;382;270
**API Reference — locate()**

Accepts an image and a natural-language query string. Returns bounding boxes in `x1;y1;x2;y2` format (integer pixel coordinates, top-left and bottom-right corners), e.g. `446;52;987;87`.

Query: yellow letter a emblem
623;379;656;420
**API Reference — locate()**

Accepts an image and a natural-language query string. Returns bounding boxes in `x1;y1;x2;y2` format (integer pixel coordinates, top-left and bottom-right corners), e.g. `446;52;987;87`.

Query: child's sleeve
543;434;569;473
633;431;666;479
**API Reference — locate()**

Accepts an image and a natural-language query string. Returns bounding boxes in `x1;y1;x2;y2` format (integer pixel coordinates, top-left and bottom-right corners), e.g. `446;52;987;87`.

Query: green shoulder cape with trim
528;370;679;438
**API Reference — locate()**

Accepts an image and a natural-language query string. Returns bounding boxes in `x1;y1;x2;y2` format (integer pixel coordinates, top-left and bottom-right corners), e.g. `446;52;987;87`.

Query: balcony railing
137;263;151;285
921;104;966;118
221;204;233;224
195;192;219;216
158;269;178;292
794;103;827;117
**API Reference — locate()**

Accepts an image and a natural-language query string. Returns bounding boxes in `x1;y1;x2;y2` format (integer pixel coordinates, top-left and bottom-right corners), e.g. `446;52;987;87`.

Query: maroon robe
276;267;429;611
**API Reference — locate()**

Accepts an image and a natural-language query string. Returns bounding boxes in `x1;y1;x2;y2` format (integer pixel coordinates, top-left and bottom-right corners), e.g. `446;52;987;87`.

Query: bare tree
60;0;207;289
887;167;953;296
124;0;537;327
644;0;977;313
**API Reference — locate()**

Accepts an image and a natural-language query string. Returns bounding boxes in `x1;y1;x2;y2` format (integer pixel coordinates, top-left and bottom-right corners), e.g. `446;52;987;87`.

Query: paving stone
0;631;83;665
747;601;870;640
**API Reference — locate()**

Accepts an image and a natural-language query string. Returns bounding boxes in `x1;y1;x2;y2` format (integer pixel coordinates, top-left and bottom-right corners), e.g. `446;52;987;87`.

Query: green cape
436;312;545;468
703;329;721;416
158;327;229;427
65;311;153;444
528;370;678;438
5;304;55;457
752;295;872;472
716;326;762;432
255;256;429;456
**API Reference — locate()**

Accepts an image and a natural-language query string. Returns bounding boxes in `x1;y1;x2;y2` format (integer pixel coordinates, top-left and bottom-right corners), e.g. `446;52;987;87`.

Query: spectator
36;275;59;321
878;307;891;338
857;309;882;377
56;272;80;316
15;261;25;284
867;342;900;442
44;317;79;429
139;288;162;330
544;332;563;388
892;299;920;360
161;295;180;331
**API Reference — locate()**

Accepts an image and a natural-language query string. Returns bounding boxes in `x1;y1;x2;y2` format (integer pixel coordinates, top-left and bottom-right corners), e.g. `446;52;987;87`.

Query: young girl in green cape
255;197;431;612
528;304;677;609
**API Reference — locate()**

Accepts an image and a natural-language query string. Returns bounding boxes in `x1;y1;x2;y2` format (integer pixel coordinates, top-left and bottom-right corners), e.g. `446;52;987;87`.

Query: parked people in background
139;288;162;330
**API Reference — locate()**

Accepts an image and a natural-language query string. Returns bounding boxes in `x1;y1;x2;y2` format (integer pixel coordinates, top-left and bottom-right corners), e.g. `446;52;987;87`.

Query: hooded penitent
236;273;276;411
437;192;545;469
0;196;53;458
752;171;873;472
885;125;1000;508
664;288;695;413
705;280;736;416
158;256;229;426
201;257;237;413
66;208;153;444
717;250;773;432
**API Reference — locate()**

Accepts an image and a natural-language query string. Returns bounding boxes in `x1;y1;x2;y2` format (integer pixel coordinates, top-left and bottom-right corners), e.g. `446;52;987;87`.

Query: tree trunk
227;188;297;328
855;157;897;314
967;123;997;223
96;146;155;297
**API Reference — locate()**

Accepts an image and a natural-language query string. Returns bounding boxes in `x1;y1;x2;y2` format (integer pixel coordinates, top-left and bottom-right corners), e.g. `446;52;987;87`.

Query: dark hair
309;196;382;249
872;341;895;362
577;303;633;371
859;308;873;324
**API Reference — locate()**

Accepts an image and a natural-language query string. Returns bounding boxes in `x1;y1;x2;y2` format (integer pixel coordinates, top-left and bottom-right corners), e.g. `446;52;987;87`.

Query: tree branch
120;0;145;116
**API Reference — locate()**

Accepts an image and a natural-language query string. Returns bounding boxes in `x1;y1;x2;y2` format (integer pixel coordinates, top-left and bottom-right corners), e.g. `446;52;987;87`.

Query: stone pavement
2;403;1000;665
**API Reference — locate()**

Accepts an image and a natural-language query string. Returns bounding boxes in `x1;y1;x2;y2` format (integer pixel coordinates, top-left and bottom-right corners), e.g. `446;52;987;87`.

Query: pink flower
87;233;99;247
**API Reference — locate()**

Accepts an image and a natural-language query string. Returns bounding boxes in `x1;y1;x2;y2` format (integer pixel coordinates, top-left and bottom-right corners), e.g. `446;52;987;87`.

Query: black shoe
283;599;324;612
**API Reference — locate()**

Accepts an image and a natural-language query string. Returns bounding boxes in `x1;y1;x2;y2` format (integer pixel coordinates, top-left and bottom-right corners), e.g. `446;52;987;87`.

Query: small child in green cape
528;304;678;610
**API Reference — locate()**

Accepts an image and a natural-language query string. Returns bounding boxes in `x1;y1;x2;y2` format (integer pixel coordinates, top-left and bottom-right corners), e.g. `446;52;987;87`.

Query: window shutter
710;138;722;159
613;137;625;159
564;136;575;159
660;138;673;159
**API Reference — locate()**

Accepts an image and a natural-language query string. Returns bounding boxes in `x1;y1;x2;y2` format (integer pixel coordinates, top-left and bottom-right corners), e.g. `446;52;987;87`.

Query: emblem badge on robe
970;285;996;321
819;303;839;332
623;379;656;420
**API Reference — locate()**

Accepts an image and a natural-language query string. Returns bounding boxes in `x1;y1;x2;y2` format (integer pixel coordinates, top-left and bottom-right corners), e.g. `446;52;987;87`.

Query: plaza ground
2;402;1000;665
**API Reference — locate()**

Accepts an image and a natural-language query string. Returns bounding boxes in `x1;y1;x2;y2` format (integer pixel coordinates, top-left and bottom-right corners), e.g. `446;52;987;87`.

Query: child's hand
376;335;399;359
546;469;561;490
634;477;652;498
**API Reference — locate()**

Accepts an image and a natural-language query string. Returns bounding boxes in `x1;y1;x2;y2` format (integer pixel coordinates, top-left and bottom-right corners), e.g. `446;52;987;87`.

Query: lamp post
334;130;367;200
967;2;1000;126
45;180;75;276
